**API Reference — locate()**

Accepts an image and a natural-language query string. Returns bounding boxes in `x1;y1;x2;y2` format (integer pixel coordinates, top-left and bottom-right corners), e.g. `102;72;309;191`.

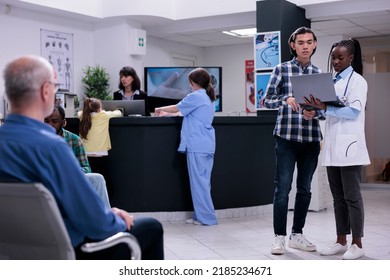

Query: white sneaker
320;243;348;256
271;235;286;255
342;244;365;260
288;233;316;252
186;218;202;225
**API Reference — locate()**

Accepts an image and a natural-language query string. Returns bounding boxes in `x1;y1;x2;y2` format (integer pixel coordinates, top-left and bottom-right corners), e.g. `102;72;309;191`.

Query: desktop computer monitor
100;100;145;116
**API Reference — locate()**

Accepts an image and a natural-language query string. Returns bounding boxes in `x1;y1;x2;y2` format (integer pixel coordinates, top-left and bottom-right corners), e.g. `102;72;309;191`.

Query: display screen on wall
254;31;280;71
144;67;222;112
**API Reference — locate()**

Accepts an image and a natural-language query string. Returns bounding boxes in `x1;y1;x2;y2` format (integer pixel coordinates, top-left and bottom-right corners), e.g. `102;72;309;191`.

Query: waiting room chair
0;182;141;260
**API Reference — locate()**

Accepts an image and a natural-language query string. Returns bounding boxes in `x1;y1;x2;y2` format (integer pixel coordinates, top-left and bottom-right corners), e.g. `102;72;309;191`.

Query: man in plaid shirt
62;124;91;173
264;27;322;255
45;105;111;208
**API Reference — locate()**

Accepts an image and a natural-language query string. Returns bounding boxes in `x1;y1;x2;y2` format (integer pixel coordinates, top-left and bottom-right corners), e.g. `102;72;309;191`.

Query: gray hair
3;55;53;107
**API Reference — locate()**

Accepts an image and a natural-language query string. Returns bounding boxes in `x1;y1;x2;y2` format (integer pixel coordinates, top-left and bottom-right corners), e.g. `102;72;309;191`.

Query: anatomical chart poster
41;29;73;92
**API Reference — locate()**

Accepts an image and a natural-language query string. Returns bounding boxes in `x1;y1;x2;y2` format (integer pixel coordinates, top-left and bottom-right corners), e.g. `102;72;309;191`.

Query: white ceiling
2;0;390;52
140;0;390;53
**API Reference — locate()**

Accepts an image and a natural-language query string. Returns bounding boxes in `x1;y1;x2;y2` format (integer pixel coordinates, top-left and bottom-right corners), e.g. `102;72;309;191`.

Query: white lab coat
321;71;370;167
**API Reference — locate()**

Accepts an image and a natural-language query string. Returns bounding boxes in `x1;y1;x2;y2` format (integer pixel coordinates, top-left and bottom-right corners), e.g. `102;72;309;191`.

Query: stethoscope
336;70;354;104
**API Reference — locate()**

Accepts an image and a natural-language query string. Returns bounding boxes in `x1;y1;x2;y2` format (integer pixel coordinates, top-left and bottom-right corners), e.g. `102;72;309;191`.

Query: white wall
203;44;254;115
92;19;141;93
0;5;94;116
312;35;343;72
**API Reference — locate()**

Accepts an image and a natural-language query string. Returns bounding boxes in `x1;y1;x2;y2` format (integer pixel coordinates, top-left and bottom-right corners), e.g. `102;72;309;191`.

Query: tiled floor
161;185;390;260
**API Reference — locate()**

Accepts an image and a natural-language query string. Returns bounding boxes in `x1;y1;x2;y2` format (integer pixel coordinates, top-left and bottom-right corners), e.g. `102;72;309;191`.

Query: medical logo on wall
254;31;280;71
40;29;74;92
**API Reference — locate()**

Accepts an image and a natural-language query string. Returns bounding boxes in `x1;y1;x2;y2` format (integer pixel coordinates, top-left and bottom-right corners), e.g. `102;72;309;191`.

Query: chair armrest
80;232;141;260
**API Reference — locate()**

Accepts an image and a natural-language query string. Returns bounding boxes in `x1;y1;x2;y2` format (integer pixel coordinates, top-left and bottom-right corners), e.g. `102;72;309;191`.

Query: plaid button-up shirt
264;58;323;143
62;128;92;173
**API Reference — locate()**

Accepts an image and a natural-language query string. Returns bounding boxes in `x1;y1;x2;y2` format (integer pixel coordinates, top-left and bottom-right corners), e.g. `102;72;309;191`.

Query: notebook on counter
290;73;345;109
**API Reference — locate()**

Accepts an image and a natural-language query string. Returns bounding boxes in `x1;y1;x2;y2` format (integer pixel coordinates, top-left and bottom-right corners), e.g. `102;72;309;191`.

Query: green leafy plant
81;65;112;100
73;95;80;109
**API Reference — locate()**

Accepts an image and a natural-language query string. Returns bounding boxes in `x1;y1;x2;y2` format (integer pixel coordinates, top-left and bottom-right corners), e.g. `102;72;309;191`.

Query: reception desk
66;115;277;212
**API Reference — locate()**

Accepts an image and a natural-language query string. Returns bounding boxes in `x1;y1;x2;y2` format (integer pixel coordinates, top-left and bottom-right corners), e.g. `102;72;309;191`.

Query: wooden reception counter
66;114;276;212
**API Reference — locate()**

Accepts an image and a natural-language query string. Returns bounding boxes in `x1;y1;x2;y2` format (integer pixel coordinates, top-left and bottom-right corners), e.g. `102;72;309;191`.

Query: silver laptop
290;73;344;108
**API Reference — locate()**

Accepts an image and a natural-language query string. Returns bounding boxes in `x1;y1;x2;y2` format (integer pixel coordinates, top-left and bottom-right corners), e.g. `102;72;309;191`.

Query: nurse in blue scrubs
155;68;218;226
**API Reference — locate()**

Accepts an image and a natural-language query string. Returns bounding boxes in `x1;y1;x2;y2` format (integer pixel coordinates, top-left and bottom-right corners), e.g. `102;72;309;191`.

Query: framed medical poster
40;29;74;92
255;72;271;109
254;31;280;71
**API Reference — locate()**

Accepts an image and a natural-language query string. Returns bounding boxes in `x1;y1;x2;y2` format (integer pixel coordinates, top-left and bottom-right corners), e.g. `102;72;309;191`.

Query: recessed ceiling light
222;28;257;38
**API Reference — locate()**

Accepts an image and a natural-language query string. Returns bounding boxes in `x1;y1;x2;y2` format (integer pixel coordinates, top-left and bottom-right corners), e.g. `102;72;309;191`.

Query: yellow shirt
78;110;122;154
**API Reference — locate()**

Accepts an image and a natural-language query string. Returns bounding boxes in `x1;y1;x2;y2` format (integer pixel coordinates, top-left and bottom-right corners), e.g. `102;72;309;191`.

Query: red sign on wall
245;60;255;112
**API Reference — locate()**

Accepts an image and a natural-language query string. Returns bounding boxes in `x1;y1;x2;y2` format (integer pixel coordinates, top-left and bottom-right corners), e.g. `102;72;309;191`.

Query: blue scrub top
177;89;215;154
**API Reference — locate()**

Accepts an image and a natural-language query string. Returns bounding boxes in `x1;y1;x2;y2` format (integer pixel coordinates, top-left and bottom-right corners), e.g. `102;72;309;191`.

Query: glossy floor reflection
162;186;390;260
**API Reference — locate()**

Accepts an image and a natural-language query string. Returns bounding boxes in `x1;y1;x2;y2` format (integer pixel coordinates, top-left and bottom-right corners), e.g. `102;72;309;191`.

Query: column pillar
256;0;310;62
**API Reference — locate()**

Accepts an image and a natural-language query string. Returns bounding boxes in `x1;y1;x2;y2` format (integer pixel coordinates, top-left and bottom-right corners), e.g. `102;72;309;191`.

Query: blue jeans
85;173;111;208
273;136;320;236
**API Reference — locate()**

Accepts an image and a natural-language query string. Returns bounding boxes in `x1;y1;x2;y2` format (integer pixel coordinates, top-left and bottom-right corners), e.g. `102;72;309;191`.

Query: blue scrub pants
186;152;218;225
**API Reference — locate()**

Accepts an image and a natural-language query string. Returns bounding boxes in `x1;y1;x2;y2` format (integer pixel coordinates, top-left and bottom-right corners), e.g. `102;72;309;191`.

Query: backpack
381;161;390;181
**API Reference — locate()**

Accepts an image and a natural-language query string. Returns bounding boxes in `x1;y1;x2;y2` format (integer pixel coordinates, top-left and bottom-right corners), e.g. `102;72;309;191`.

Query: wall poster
254;31;280;71
40;29;74;92
255;72;271;110
245;60;256;113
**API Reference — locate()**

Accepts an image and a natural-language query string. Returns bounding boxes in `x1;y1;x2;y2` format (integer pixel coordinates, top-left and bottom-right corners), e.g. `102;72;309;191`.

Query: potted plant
81;65;112;100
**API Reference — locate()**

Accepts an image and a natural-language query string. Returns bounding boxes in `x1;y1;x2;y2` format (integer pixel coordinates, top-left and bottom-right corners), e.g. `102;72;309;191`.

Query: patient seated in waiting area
0;55;163;260
44;105;111;208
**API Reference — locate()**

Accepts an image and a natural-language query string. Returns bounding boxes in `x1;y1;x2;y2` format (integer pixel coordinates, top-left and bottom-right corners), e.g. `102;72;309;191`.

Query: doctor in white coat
303;38;370;260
